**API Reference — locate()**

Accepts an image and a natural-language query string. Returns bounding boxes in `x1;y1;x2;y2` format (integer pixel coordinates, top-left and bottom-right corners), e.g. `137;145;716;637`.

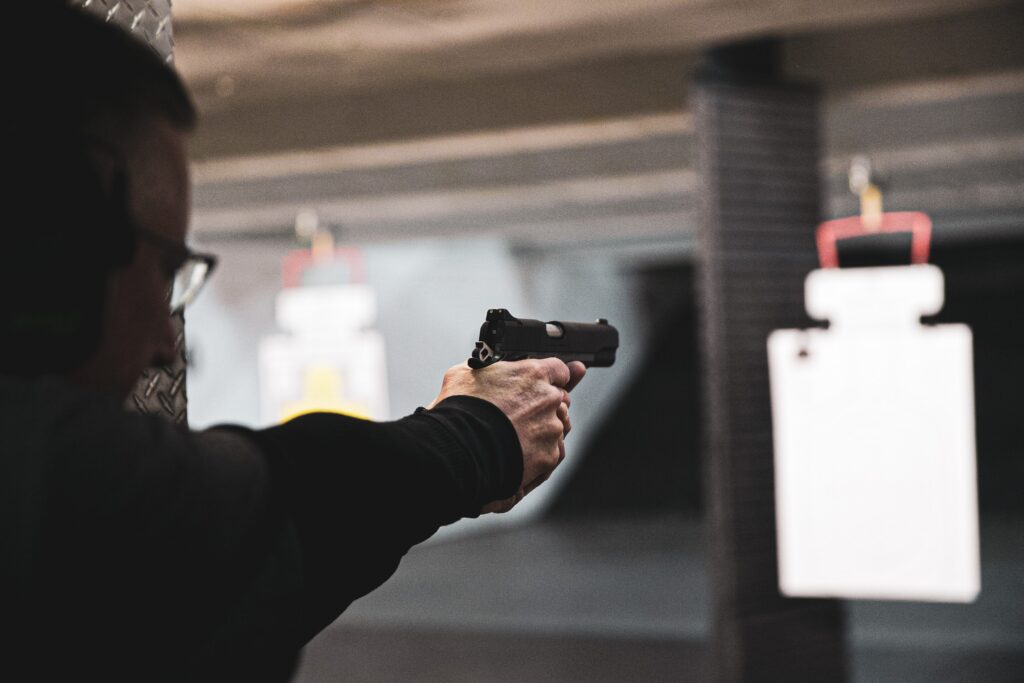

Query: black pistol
468;309;619;369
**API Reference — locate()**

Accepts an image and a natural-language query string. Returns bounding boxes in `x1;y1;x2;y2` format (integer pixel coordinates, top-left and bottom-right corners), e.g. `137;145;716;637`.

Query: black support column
694;40;847;682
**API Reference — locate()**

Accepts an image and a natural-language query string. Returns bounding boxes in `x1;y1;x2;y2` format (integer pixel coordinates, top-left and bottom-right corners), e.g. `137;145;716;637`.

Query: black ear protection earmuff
93;146;139;270
1;133;138;376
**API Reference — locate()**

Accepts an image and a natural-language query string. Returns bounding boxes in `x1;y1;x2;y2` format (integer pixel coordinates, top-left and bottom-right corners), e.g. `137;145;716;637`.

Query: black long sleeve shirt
0;375;521;681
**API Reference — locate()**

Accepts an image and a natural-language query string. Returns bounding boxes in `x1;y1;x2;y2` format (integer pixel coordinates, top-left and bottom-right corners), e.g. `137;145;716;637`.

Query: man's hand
429;359;586;513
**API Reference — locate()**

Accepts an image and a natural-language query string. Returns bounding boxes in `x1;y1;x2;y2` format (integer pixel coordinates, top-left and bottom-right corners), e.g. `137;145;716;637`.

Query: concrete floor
293;514;1023;682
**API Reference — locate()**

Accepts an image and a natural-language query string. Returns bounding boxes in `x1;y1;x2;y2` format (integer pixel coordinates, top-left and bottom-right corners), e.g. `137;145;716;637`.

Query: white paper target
767;265;980;602
259;285;390;424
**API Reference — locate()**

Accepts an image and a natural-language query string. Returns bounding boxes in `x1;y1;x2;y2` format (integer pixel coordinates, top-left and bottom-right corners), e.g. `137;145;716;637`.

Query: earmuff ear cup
1;136;137;376
103;163;138;269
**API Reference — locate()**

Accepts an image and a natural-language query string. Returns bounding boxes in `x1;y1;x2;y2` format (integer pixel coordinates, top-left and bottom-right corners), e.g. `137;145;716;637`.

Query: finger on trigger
565;361;586;392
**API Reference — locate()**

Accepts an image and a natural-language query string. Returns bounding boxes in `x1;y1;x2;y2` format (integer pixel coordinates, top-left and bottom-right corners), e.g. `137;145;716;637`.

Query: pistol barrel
469;309;618;369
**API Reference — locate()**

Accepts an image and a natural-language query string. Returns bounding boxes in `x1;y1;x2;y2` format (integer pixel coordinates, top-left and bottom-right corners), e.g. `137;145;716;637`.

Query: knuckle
530;361;549;380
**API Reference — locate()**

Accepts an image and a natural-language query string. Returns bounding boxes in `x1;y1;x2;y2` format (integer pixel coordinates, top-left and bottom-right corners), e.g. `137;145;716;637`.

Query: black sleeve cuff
417;395;523;511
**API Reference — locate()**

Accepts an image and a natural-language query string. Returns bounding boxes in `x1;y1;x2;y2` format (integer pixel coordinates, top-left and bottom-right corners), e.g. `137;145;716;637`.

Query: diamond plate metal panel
74;0;189;425
128;312;189;425
74;0;175;63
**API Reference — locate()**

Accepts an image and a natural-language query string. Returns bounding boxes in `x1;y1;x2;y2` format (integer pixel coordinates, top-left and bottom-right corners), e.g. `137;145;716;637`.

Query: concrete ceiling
174;0;1012;117
174;1;1024;252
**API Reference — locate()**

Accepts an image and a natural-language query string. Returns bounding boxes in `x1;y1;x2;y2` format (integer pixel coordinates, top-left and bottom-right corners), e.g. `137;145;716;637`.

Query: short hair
36;3;197;143
2;3;198;376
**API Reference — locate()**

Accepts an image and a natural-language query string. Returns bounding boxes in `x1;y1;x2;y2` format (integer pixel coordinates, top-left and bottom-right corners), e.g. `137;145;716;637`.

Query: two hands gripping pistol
468;309;619;369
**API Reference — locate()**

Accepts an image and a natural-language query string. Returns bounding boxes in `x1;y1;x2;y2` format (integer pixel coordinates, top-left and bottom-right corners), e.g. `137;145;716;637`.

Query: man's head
6;4;197;398
65;118;193;399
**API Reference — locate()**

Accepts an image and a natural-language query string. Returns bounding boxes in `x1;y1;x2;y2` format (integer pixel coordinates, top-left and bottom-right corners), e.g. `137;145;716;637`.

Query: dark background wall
549;262;703;518
551;234;1024;519
931;235;1024;515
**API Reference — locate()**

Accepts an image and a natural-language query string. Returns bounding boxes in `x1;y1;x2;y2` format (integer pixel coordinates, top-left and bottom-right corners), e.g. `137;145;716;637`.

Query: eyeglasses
135;228;218;315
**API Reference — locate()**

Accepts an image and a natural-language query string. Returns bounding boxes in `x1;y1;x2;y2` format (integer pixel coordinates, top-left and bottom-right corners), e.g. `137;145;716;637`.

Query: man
1;5;584;681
